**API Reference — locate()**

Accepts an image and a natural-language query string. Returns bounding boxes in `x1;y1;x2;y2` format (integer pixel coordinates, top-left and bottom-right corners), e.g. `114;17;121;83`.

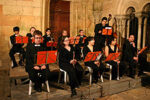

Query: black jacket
25;43;46;72
10;34;24;50
121;39;137;63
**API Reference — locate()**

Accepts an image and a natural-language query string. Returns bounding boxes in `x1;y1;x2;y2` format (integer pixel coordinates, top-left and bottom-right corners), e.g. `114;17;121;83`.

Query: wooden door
50;0;70;41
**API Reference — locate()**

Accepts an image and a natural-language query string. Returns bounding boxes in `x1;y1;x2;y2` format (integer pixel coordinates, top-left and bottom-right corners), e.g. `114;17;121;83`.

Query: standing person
26;27;36;43
83;36;105;83
9;26;25;68
59;36;83;97
26;30;49;92
105;37;126;79
121;34;139;78
43;28;55;50
75;29;87;60
94;17;109;51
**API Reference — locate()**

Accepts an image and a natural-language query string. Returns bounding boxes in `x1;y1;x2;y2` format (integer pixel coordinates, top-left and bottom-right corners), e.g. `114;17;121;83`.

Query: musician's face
111;38;117;45
64;37;69;45
89;39;95;46
79;31;84;36
62;31;68;36
34;35;42;44
14;31;19;35
129;35;135;42
102;20;107;26
46;30;51;35
30;28;35;34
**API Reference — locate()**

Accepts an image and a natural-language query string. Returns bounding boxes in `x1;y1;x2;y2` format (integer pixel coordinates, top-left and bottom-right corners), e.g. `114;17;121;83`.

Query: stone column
127;19;130;39
136;13;143;50
143;18;147;48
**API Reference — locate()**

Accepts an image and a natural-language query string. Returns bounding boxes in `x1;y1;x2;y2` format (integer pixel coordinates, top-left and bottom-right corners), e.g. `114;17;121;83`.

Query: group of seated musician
9;16;147;97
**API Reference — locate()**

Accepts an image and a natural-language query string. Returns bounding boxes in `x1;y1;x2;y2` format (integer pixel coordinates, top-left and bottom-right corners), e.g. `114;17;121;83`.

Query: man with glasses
25;30;49;92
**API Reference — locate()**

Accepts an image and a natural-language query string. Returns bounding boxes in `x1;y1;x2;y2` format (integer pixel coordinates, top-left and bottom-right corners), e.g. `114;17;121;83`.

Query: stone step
10;76;143;100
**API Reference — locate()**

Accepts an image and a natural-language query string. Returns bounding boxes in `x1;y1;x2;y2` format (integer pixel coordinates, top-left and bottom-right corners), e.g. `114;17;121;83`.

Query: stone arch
117;0;139;15
143;3;150;12
141;3;150;47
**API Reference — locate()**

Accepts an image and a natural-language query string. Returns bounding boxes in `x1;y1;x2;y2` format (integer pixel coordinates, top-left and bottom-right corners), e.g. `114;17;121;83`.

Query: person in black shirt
57;30;69;51
9;26;25;68
59;36;83;97
26;30;49;92
121;34;138;78
43;28;55;50
75;30;87;60
94;17;109;51
83;36;105;83
105;37;127;80
26;27;36;43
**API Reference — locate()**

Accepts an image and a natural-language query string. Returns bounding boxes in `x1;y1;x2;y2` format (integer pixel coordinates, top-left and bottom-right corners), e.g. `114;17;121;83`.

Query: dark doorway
50;0;70;41
129;15;138;46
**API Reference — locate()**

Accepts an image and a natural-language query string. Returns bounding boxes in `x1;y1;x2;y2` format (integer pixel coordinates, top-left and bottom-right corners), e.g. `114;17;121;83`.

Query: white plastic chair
58;68;69;84
28;80;50;95
86;66;104;85
106;63;112;80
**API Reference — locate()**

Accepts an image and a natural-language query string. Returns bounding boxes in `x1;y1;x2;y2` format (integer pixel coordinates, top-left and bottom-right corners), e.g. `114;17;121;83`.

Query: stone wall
0;0;150;45
0;0;44;41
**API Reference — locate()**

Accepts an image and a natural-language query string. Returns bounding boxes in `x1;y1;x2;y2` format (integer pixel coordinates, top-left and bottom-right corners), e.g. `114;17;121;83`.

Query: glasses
35;37;42;39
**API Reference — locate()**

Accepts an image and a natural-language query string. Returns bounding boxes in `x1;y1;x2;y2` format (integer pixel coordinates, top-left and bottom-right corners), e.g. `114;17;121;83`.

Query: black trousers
128;60;139;77
9;47;25;65
28;69;49;88
87;62;105;81
119;61;128;77
106;61;118;79
60;62;83;89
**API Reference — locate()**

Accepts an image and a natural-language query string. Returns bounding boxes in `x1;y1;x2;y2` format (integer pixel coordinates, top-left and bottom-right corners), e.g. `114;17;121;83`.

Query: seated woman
26;27;36;43
59;36;83;97
43;28;55;50
105;37;126;80
83;36;105;83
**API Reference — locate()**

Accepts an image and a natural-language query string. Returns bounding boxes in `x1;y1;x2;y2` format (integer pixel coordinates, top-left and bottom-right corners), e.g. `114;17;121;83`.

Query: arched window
143;3;150;47
125;7;138;46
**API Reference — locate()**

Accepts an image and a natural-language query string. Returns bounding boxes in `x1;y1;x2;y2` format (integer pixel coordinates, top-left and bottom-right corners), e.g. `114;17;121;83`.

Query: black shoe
71;89;77;97
92;78;98;83
12;64;18;68
36;87;42;92
19;61;24;66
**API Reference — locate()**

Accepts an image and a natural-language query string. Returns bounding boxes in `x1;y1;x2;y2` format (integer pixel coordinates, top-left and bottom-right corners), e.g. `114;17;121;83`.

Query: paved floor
98;87;150;100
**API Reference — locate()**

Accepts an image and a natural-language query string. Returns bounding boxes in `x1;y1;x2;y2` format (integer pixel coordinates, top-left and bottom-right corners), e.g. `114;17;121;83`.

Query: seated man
121;34;139;78
9;26;25;68
25;30;49;92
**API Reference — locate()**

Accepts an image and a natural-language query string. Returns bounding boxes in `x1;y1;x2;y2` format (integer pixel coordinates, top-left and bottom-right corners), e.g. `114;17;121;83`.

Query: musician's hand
114;59;120;63
34;66;40;70
131;42;135;48
49;41;53;43
70;60;74;64
74;59;77;64
94;61;100;66
41;65;46;70
133;57;138;61
98;30;102;34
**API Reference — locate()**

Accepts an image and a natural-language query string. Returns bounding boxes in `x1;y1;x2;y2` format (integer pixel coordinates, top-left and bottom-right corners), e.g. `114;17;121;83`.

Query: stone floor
97;87;150;100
